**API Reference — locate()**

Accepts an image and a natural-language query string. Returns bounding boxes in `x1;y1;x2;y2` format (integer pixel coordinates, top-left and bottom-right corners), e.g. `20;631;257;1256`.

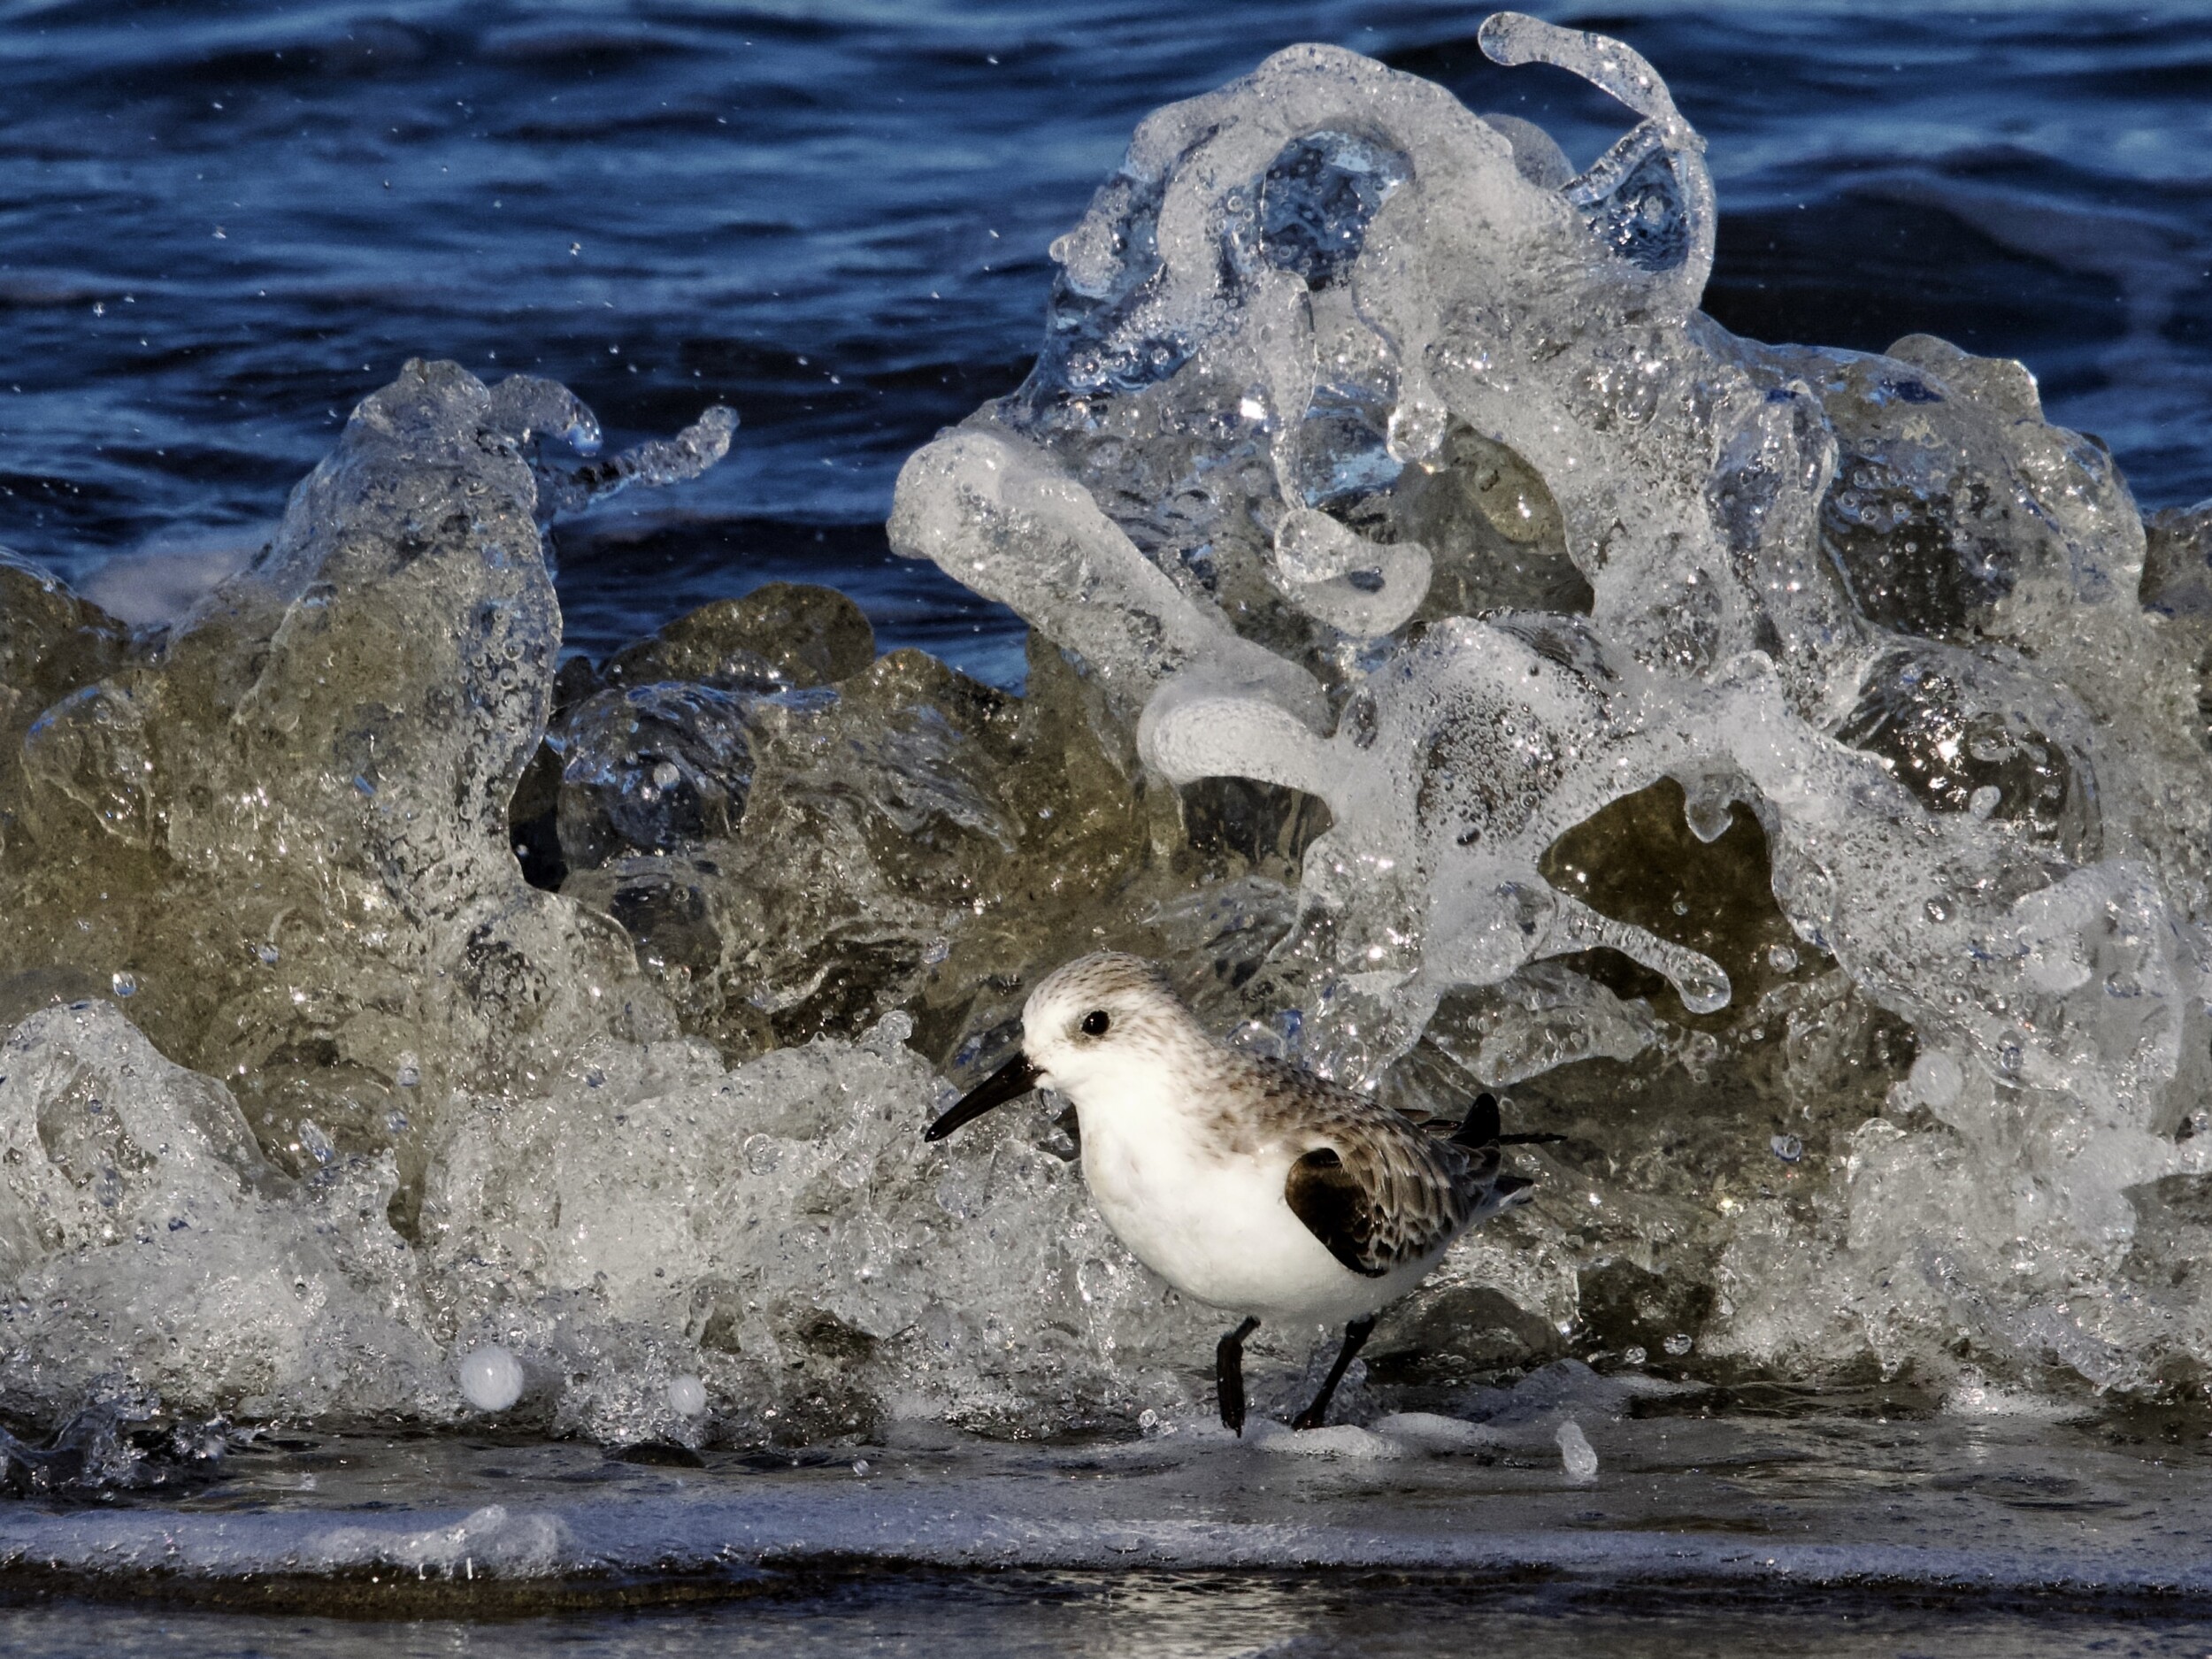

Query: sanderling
926;952;1552;1434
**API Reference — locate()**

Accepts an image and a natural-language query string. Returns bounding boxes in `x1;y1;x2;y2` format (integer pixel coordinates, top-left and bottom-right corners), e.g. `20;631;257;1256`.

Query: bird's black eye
1079;1010;1111;1037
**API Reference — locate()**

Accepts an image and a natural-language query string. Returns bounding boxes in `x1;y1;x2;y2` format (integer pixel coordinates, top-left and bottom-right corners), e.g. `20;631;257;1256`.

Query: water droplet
1663;1333;1693;1356
1684;793;1733;843
109;972;136;998
1676;966;1732;1016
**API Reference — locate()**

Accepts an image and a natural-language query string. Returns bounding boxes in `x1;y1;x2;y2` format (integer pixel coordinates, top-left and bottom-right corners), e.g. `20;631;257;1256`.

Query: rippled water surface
3;0;2207;680
6;1409;2212;1656
4;1588;2211;1659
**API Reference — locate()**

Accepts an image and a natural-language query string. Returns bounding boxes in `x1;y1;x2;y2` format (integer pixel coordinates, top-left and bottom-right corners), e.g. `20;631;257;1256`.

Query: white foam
1555;1419;1599;1483
311;1503;570;1576
1247;1421;1405;1459
1371;1411;1504;1452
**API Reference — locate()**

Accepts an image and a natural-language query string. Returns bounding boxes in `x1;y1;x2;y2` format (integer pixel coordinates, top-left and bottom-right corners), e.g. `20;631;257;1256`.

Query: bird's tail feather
1452;1092;1566;1148
1451;1093;1501;1148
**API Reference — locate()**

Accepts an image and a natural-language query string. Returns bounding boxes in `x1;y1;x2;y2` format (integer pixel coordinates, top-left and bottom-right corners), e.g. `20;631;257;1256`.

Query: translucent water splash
889;15;2212;1404
4;15;2212;1446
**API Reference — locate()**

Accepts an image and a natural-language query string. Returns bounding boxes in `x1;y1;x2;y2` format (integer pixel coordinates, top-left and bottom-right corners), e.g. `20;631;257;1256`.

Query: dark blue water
2;1;2207;685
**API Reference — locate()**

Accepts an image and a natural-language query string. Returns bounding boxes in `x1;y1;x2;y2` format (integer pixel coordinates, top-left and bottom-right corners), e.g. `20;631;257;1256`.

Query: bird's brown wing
1269;1064;1521;1277
1284;1148;1391;1278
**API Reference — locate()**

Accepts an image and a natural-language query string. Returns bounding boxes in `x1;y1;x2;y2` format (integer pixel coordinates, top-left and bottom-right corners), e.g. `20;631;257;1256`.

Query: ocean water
6;3;2212;1651
3;1407;2212;1655
3;0;2208;686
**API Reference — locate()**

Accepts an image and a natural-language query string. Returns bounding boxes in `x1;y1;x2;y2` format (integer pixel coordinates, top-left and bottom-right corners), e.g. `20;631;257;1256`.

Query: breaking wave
4;13;2211;1455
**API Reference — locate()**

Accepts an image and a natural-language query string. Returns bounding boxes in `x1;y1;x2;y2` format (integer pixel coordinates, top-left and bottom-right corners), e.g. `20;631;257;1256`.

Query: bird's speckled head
923;951;1217;1144
1020;951;1208;1101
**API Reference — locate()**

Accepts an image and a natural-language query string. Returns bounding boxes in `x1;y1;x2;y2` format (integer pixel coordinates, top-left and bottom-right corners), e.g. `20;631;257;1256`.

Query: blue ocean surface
1;0;2206;687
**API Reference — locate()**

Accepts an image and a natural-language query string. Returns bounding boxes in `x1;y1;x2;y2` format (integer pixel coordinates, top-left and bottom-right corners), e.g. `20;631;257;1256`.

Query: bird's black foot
1216;1317;1260;1436
1293;1315;1377;1431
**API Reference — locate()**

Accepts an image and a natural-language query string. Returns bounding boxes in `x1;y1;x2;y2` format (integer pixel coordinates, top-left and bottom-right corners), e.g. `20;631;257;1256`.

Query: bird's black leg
1216;1317;1261;1436
1293;1316;1377;1431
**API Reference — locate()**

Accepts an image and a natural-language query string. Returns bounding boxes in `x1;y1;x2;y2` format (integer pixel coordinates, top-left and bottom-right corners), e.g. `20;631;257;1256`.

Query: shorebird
925;952;1550;1433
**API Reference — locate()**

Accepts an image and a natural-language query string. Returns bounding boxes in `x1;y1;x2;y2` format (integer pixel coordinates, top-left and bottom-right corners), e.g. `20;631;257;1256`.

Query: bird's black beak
925;1052;1042;1141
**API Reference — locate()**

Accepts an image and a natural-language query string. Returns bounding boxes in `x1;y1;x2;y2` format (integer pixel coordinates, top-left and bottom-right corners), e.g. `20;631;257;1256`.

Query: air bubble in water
458;1344;525;1412
665;1374;707;1417
743;1133;781;1177
110;972;136;997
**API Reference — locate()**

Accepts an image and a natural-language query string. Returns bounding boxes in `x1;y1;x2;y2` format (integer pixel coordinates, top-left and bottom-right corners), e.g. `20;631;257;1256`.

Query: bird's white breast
1071;1071;1429;1326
